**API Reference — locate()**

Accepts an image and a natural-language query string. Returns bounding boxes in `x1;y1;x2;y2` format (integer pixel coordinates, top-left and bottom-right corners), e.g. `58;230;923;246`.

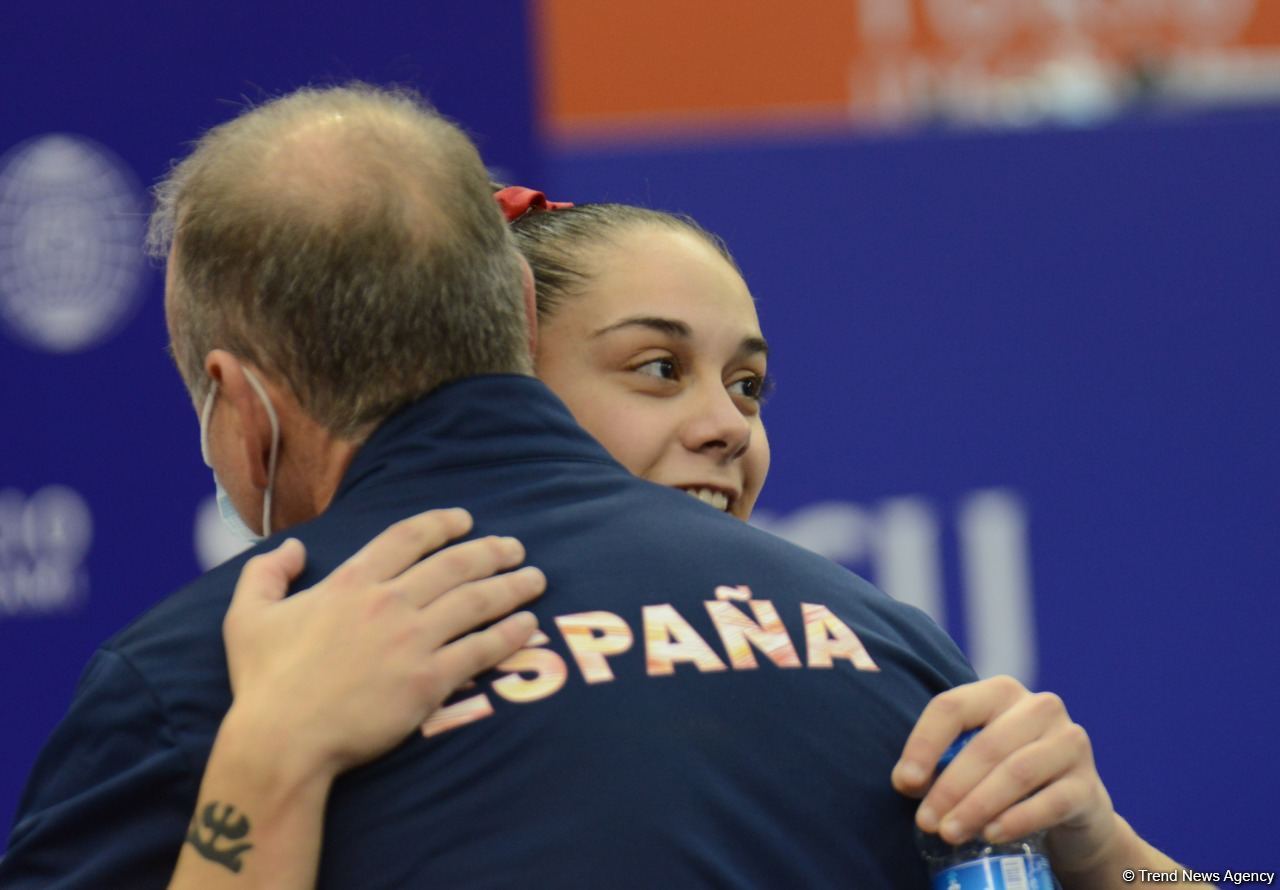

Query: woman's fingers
429;610;541;695
299;510;533;615
978;727;1099;844
419;566;547;648
227;538;307;615
893;675;1030;796
395;535;529;609
916;690;1071;834
929;719;1089;844
330;508;474;588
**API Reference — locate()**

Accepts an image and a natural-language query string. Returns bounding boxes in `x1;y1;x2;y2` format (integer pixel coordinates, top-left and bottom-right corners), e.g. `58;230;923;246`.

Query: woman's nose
682;382;752;462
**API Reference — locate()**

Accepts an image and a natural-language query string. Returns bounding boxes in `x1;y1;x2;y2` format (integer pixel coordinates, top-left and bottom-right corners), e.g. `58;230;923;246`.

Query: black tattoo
185;801;254;873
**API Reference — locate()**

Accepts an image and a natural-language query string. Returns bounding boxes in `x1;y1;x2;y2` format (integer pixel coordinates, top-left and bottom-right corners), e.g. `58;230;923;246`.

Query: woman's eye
728;374;772;402
634;358;678;380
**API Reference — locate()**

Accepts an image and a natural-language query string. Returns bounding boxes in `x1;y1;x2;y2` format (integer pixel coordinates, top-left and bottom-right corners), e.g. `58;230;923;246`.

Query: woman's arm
892;676;1212;890
169;509;544;890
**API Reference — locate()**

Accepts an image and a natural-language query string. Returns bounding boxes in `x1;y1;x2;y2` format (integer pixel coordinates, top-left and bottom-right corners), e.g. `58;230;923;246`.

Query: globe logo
0;134;147;353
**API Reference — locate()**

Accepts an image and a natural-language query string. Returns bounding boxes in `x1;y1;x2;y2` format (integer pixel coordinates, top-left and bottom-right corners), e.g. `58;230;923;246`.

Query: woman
506;192;1181;883
171;192;1195;889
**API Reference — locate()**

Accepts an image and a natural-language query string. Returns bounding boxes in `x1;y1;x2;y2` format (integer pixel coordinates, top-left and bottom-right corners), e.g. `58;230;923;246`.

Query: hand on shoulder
222;508;546;779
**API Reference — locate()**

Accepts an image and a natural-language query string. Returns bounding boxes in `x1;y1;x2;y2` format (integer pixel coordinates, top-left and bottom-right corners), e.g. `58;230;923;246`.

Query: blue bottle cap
937;728;982;772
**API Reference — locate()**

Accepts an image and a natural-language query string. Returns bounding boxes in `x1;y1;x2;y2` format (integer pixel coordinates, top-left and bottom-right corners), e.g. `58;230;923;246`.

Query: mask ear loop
238;368;281;537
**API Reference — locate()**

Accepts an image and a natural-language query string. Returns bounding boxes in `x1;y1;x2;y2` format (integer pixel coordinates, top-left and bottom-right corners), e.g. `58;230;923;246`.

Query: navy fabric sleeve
0;648;198;889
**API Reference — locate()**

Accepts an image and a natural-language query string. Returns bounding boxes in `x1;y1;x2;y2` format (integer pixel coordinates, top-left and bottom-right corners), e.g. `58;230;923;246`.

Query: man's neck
271;411;363;531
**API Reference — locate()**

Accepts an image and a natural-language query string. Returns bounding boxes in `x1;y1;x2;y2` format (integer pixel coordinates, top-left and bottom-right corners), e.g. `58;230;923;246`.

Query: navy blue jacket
1;376;976;888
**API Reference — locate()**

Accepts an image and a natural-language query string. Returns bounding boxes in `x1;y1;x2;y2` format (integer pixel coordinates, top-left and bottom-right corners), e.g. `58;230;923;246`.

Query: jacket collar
333;374;618;503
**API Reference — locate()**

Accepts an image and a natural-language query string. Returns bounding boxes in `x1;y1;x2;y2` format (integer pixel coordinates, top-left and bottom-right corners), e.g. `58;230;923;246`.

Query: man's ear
204;349;273;491
519;255;538;359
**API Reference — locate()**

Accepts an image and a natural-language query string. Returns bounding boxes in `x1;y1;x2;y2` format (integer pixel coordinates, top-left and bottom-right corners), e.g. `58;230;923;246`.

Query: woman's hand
891;676;1120;876
223;507;545;780
170;508;546;890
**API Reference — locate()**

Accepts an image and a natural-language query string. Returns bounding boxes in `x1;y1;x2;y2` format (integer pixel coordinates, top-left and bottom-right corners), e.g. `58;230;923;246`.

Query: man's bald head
150;85;530;439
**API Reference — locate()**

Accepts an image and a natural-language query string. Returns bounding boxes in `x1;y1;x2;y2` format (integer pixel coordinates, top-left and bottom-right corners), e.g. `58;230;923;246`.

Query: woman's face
535;224;770;520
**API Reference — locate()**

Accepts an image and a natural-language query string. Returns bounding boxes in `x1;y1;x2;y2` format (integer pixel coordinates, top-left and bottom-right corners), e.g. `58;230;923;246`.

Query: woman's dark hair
509;203;741;320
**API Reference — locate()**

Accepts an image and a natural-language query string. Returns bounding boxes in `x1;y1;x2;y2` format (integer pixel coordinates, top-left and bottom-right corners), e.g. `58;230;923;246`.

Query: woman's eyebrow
593;316;769;358
592;316;691;338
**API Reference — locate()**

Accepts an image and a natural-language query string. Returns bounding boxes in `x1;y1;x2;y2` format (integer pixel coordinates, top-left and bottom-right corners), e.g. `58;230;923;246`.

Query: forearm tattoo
185;801;254;873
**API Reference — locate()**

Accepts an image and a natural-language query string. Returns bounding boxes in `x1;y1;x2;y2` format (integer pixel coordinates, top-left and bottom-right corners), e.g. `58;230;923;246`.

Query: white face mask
199;367;280;543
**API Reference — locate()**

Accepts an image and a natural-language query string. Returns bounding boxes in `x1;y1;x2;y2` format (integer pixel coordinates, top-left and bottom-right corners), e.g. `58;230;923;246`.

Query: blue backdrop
2;0;1276;874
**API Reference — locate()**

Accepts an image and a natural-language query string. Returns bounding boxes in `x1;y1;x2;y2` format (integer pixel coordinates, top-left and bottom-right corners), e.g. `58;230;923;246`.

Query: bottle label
932;853;1055;890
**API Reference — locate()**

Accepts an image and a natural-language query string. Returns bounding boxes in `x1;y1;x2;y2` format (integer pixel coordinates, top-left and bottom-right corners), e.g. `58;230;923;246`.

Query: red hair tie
494;186;574;222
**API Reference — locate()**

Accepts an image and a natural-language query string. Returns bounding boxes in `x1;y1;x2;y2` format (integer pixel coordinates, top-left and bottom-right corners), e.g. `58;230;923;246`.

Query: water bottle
917;729;1059;889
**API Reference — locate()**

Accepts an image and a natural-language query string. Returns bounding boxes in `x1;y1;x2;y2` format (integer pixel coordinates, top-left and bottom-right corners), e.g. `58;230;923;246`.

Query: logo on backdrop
753;488;1036;684
0;485;93;615
0;134;147;353
195;494;251;572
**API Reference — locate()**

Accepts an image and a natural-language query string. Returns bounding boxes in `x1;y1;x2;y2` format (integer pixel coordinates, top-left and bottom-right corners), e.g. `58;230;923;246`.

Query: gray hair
149;83;530;439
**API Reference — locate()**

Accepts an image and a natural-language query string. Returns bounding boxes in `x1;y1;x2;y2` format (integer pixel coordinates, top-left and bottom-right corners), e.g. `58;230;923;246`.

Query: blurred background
2;0;1276;869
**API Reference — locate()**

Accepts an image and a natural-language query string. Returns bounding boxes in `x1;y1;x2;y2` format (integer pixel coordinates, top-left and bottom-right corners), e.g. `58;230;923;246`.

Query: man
1;85;974;887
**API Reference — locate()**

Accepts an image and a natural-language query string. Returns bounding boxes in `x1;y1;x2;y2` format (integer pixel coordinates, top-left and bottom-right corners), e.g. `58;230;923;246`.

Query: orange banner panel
538;0;857;133
538;0;1280;141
